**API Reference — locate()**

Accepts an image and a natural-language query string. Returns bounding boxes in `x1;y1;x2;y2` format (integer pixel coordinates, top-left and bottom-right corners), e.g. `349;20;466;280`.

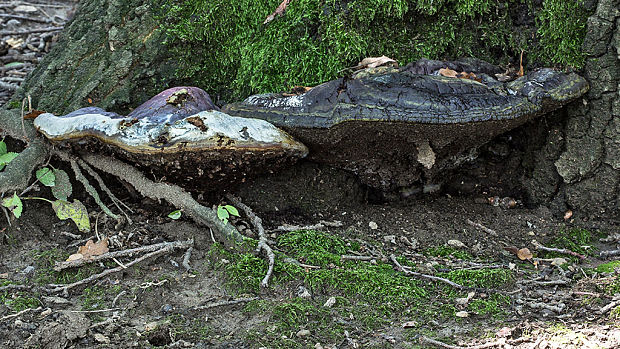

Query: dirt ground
1;1;619;349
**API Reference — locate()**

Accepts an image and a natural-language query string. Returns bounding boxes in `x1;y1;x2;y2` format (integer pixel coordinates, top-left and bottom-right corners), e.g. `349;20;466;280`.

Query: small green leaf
2;193;22;218
0;152;18;166
51;199;90;232
224;205;239;217
217;205;229;224
51;169;72;200
0;141;6;155
36;167;56;187
168;210;182;219
3;62;22;68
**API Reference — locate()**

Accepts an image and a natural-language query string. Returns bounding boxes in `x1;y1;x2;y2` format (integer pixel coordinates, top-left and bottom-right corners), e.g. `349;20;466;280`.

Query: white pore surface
34;110;293;147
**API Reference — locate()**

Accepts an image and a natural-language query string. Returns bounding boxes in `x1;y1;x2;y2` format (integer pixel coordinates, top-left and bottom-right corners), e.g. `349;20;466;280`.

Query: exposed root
225;193;275;288
0;110;48;194
81;153;243;246
54;150;119;220
75;157;133;223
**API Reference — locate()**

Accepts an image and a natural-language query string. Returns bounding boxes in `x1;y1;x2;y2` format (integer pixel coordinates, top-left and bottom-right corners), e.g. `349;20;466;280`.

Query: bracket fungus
34;87;308;189
223;59;589;190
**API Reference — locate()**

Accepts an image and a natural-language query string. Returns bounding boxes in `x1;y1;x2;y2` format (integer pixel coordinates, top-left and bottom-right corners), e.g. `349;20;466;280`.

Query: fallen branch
47;240;190;294
600;297;620;314
194;297;258;310
225;193;275;288
341;255;375;261
531;240;587;260
54;239;193;271
81;154;243;246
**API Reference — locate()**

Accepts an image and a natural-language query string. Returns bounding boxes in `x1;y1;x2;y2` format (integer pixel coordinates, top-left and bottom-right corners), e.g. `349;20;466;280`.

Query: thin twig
531;240;587;260
0;13;52;23
600;250;620;258
466;219;498;236
47;242;189;294
0;307;43;322
341;255;375;261
226;193;275;288
194;297;258;310
390;254;468;291
0;26;64;35
54;239;193;271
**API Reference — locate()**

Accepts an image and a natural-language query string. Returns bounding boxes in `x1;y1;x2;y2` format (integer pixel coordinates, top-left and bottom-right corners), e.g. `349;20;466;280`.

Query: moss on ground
152;0;591;102
207;230;515;346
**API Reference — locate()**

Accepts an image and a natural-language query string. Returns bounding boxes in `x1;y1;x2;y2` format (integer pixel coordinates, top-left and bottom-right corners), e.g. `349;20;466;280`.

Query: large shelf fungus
34;87;308;189
223;59;589;191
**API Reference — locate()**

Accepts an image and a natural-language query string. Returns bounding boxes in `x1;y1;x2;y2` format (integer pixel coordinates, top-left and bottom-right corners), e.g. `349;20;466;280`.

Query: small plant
216;204;239;225
168;209;183;219
0;140;89;231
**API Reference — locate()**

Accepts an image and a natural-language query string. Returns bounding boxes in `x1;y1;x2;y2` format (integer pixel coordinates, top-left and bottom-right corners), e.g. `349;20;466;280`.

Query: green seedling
217;204;239;225
168;209;183;219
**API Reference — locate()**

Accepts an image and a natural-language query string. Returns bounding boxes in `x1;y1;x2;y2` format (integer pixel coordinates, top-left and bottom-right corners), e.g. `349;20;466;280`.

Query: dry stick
47;242;185;294
54;239;193;271
466;219;498;236
531;240;587;260
0;81;18;91
194;297;258;310
390;254;468;291
0;13;52;23
420;336;507;349
81;154;243;246
600;249;620;258
0;26;64;35
0;307;43;322
225;193;275;288
341;255;375;261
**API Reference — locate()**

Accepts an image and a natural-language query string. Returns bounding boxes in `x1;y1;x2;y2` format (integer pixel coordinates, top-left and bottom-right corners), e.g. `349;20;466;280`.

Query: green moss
31;249;97;285
153;0;588;102
0;289;40;312
548;228;596;259
468;294;511;317
278;230;347;266
166;314;212;341
438;268;513;289
596;260;620;273
535;0;589;68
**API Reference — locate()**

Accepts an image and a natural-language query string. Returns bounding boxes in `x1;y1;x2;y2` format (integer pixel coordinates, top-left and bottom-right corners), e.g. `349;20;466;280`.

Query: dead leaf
23;110;45;120
357;55;396;69
455;311;469;318
564;210;573;221
76;238;109;259
264;0;292;24
439;67;458;78
517;247;533;260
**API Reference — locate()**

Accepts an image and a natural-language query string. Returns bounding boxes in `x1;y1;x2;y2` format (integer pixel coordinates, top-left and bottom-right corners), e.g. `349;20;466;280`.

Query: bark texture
552;0;619;220
12;0;176;115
